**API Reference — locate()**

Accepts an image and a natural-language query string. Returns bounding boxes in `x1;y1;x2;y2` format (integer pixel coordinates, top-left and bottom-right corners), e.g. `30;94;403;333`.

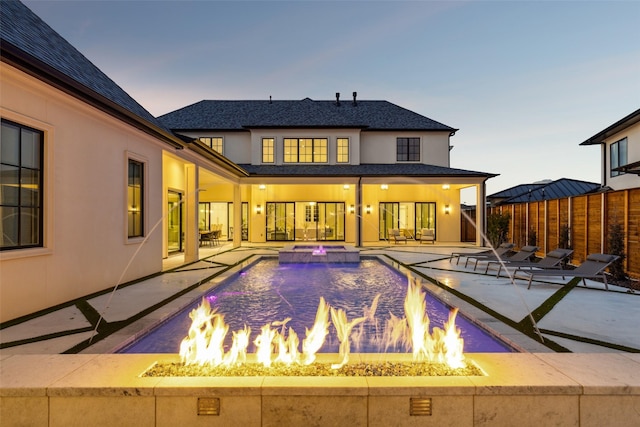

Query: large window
284;138;327;163
199;137;223;155
262;138;274;163
1;119;43;250
127;159;144;238
610;137;628;177
397;137;420;162
337;138;349;163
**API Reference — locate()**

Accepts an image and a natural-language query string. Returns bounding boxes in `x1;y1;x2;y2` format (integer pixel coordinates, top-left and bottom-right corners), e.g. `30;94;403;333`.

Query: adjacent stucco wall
0;64;167;322
359;131;451;166
603;122;640;190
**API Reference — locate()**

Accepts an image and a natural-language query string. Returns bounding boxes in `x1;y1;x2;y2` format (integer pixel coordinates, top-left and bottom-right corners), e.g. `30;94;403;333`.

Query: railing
488;188;640;278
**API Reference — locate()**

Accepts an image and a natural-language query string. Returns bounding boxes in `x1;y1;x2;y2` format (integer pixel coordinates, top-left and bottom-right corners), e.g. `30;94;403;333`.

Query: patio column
477;182;487;246
232;182;242;247
184;163;199;263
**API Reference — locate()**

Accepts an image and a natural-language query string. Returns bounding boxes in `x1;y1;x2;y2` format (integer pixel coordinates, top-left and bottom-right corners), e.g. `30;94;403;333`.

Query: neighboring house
0;0;494;323
580;108;640;191
487;178;601;207
159;98;496;247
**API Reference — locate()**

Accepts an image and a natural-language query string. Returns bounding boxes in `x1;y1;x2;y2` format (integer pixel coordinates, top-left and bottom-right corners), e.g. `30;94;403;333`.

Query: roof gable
158;99;457;132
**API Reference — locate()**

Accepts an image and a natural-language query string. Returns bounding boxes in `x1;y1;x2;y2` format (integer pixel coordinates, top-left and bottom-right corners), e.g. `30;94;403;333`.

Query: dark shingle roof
159;99;458;132
489;178;601;205
238;163;494;178
0;0;169;134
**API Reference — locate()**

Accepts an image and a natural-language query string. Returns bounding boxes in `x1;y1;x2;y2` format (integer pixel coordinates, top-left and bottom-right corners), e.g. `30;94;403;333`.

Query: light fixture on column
256;204;262;214
349;204;355;214
444;204;450;215
365;205;372;214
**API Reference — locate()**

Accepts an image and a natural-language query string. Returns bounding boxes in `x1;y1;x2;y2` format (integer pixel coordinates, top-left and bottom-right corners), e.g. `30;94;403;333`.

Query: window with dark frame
0;119;44;250
127;159;144;238
396;137;420;162
283;138;327;163
199;137;223;155
610;137;628;177
337;138;349;163
262;138;274;163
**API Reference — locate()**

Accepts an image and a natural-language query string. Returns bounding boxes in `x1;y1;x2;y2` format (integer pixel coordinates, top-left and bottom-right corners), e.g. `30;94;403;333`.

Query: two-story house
1;0;494;322
159;97;495;248
580;108;640;190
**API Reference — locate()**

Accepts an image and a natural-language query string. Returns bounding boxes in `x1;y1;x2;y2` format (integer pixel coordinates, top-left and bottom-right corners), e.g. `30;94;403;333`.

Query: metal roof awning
613;160;640;176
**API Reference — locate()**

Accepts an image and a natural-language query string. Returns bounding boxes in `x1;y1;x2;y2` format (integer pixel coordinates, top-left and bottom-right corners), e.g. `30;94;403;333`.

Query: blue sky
23;0;640;199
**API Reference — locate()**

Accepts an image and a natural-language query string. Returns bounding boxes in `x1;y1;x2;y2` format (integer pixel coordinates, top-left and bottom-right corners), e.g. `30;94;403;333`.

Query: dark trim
579;108;640;146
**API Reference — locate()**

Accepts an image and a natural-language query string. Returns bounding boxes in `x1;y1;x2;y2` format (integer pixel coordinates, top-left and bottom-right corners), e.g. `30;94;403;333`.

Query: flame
301;297;331;365
179;274;466;370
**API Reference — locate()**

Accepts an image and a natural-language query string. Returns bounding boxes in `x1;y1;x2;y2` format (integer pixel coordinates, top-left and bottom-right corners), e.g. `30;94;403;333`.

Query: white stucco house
0;0;494;322
580;108;640;190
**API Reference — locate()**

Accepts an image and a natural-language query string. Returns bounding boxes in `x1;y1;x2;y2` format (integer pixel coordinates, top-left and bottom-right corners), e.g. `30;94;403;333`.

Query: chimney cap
352;91;357;106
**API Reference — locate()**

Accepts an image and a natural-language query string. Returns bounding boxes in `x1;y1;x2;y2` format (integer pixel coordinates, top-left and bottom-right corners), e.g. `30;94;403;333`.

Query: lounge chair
449;242;515;266
468;245;539;273
388;228;407;244
419;228;435;244
486;248;574;277
516;253;620;290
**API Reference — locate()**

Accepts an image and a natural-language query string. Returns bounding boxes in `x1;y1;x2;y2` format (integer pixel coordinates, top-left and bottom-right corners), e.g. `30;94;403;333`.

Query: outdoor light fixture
349;204;355;214
442;184;450;190
259;184;266;190
256;204;262;214
343;184;350;190
380;184;388;190
444;204;450;215
365;205;372;214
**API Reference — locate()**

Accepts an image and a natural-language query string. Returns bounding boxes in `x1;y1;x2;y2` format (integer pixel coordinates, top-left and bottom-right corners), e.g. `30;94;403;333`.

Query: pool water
120;258;513;354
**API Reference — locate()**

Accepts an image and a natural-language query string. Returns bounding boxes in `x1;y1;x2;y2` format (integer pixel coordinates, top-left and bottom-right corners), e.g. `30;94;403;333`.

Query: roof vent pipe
353;91;357;106
336;92;340;106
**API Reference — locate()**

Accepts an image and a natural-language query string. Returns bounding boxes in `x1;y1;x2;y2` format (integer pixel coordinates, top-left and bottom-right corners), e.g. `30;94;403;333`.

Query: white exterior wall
0;64;168;322
603;122;640;190
359;131;451;166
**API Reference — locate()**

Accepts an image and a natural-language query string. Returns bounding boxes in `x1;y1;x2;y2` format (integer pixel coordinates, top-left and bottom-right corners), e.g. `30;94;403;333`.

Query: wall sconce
259;185;266;190
380;184;388;190
365;205;372;214
349;204;355;214
442;184;450;190
256;204;262;214
444;204;450;215
343;184;350;190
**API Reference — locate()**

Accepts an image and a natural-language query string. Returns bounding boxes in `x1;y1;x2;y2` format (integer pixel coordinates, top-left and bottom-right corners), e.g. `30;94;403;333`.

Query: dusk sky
23;0;640;200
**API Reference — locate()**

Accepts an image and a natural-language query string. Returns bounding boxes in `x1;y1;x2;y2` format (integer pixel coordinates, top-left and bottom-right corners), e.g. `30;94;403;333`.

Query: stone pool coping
1;353;639;426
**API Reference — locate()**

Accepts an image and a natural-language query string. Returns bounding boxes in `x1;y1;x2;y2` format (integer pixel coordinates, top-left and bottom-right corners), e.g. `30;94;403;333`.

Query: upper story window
397;137;420;162
610;137;628;177
284;138;327;163
337;138;349;163
127;159;144;238
262;138;274;163
199;137;223;155
1;119;43;250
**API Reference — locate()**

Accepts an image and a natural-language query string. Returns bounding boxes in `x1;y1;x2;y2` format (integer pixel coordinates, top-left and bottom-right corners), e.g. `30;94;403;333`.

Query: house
0;0;494;323
487;178;601;207
580;108;640;190
159;97;496;247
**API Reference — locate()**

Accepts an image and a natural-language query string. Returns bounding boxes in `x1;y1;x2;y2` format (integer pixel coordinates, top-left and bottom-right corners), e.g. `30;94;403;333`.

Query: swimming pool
120;258;512;354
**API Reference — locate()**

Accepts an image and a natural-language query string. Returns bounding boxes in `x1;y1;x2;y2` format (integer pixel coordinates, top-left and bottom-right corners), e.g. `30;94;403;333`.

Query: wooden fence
488;188;640;279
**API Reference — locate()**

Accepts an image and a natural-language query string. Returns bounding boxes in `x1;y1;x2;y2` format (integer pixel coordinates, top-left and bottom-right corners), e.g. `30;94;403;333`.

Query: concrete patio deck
2;243;639;426
1;243;638;355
